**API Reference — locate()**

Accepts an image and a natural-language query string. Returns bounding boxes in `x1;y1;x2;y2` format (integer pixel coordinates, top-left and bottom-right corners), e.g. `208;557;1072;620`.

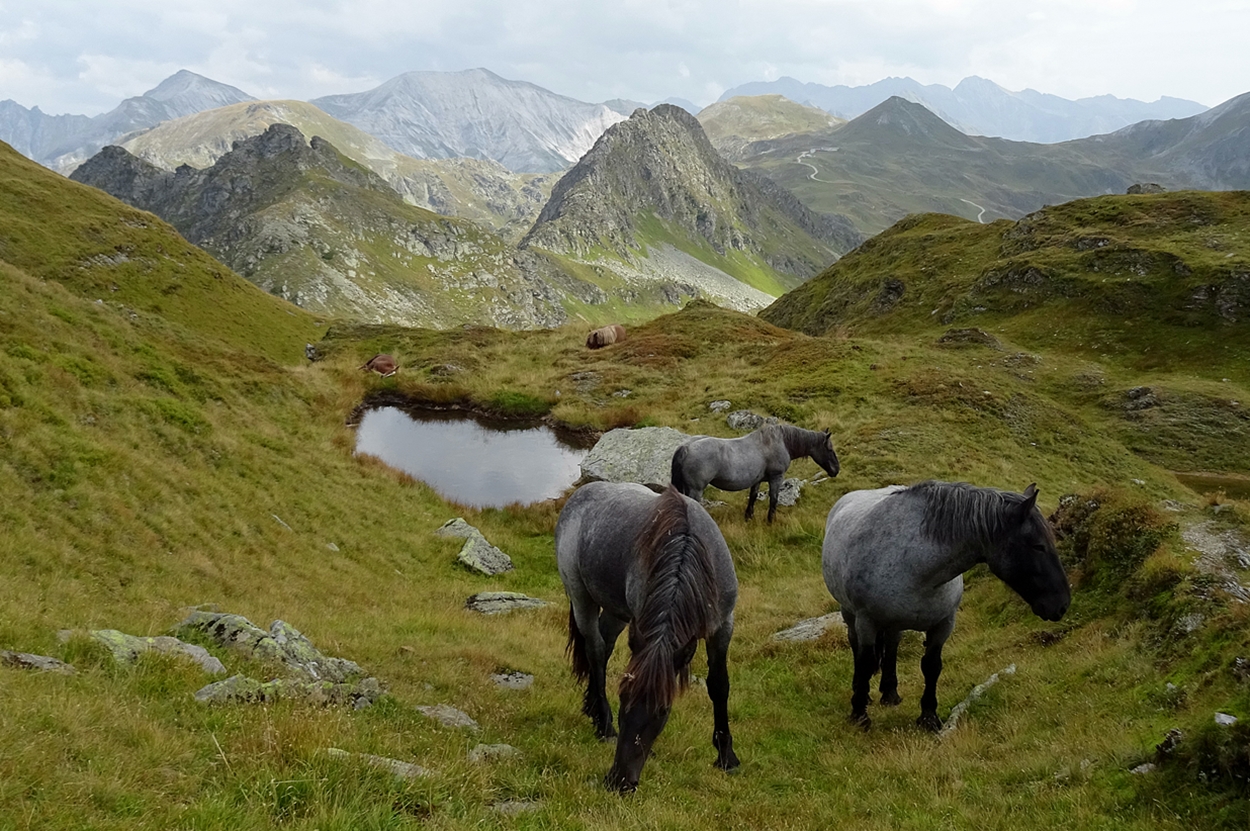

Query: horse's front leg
706;624;739;771
879;631;902;706
744;482;759;521
917;616;955;732
766;474;783;523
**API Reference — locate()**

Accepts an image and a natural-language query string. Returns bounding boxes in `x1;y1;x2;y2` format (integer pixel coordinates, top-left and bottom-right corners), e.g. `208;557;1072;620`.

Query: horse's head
813;428;841;478
604;638;698;794
988;484;1070;621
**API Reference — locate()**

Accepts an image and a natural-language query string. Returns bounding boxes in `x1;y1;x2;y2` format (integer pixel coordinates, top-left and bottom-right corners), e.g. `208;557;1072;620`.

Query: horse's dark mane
621;486;719;714
906;480;1048;548
771;424;825;457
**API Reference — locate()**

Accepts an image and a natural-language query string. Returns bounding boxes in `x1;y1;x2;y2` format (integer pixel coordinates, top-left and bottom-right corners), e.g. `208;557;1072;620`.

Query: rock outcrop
578;426;697;490
436;518;514;575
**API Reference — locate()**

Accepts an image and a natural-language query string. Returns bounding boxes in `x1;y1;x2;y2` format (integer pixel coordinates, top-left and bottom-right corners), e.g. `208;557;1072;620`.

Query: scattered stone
89;630;226;675
417;703;479;730
0;649;76;674
941;664;1016;736
1127;183;1166;195
1131;478;1146;486
326;747;429;780
1233;657;1250;682
1215;712;1239;726
578;426;696;490
936;328;1003;350
1130;762;1157;775
175;612;365;683
429;363;464;378
493;800;541;815
465;592;549;615
468;743;519;763
726;410;779;432
771;613;845;643
490;671;534;690
326;542;340;552
754;477;804;507
1155;728;1184;760
436;518;514;575
1123;386;1160;411
708;400;731;413
567;370;601;393
612;389;632;398
194;674;383;708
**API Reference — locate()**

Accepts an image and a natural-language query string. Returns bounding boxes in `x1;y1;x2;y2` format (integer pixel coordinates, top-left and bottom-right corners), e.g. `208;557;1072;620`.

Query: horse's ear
1019;483;1038;519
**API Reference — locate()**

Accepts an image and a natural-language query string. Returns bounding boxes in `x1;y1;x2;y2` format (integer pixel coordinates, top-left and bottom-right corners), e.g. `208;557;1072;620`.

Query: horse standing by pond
556;482;740;793
822;481;1070;731
671;424;840;522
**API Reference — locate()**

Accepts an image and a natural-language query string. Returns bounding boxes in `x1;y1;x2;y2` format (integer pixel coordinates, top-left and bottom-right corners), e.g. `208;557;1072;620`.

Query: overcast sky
2;0;1247;116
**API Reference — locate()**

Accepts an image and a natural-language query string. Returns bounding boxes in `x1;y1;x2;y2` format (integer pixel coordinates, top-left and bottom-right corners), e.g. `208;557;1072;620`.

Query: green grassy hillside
0;141;320;363
2;155;1250;828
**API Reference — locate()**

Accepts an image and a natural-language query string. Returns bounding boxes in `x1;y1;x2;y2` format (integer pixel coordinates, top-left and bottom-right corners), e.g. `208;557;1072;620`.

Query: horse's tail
620;486;720;715
566;604;591;683
670;444;691;498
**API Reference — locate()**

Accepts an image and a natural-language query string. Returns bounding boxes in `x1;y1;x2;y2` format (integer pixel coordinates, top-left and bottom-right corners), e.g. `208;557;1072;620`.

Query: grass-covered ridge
3;154;1250;827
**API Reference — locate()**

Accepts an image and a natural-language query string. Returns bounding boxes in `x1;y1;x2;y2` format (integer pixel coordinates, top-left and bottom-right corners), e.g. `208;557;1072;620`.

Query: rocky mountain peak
520;104;861;281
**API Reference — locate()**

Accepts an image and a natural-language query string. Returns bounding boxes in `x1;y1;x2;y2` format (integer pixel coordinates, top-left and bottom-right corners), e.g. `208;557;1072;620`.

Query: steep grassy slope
0;140;319;364
761;191;1250;474
3;156;1250;828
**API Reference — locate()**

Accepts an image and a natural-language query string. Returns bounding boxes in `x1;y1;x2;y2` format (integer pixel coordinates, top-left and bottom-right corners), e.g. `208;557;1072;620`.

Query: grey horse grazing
671;424;839;522
556;482;740;793
822;481;1070;731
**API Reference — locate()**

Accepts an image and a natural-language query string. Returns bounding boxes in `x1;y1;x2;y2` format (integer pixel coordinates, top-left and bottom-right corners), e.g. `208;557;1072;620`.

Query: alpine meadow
2;57;1250;831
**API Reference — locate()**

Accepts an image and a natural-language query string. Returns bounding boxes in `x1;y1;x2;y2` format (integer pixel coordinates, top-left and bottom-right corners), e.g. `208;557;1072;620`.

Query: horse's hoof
848;713;872;731
714;751;741;771
603;771;637;794
880;691;902;707
596;728;618;741
916;713;942;733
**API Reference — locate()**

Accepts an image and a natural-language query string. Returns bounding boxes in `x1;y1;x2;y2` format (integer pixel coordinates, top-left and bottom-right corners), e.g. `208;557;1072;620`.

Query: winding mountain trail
960;198;988;223
795;148;838;183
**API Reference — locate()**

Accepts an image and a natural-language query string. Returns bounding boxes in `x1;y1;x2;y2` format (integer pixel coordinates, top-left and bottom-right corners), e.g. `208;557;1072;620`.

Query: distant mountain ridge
521;104;862;298
69;125;600;329
312;68;627;173
733;93;1250;235
116;99;556;240
0;70;255;172
720;75;1207;143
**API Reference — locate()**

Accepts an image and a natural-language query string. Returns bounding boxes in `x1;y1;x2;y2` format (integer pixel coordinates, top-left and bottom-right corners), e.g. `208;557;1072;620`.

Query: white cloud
0;0;1244;115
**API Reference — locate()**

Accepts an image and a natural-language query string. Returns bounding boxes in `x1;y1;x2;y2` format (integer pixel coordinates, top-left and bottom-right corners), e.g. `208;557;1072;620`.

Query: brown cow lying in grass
586;324;627;349
360;354;398;377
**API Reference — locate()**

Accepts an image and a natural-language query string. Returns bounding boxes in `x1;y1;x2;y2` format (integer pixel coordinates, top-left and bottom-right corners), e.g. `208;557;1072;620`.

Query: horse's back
557;481;735;619
822;486;961;631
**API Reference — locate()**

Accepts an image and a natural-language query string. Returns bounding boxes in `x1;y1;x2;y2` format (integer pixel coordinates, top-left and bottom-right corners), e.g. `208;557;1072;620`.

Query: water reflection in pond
1175;471;1250;501
354;407;591;508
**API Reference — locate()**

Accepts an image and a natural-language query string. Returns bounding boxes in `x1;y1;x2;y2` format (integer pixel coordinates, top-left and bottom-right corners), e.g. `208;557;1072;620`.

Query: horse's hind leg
848;615;880;729
744;482;759;521
917;615;955;732
706;623;740;771
571;602;617;739
878;631;903;706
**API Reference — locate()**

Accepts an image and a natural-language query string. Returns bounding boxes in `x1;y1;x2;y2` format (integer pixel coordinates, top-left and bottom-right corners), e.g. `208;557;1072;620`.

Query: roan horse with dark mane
557;481;740;792
822;480;1070;731
671;424;840;522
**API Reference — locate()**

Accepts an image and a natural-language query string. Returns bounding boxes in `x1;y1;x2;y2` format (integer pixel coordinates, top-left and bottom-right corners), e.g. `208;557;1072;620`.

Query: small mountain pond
353;406;593;508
